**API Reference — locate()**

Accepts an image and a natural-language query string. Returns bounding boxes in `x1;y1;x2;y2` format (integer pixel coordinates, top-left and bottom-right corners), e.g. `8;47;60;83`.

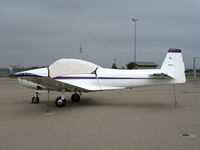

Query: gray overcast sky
0;0;200;68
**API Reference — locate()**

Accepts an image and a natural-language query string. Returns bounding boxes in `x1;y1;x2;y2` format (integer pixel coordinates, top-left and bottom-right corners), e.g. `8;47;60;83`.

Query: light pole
132;18;139;62
193;57;200;81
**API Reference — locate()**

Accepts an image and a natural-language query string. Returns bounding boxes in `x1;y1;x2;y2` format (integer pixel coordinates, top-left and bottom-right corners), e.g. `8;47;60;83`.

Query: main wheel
71;93;80;103
55;97;66;107
32;96;40;104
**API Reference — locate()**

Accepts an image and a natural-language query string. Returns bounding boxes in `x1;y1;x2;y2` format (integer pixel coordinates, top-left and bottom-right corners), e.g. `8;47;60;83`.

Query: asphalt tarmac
0;78;200;150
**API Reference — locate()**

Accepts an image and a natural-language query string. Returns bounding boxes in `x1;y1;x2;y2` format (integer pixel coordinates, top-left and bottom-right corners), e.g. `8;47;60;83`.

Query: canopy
49;58;99;78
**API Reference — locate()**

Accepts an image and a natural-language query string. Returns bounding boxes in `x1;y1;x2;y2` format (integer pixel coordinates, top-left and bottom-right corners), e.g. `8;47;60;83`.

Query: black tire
55;97;66;107
32;96;40;104
71;93;80;103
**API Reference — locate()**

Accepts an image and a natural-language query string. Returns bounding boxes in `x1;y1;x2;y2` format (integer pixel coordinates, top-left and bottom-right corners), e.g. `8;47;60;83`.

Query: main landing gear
55;97;66;107
31;90;81;107
71;93;80;103
54;93;81;107
55;89;66;107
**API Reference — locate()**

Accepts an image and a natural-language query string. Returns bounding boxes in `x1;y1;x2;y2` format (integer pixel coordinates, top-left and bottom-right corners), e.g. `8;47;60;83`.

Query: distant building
134;62;158;69
8;64;15;76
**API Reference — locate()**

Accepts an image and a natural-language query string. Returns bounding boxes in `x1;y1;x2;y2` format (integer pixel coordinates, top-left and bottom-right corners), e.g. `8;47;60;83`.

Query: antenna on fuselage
79;41;83;60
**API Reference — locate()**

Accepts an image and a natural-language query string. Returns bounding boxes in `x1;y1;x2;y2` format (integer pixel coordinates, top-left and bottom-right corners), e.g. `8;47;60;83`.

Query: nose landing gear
32;96;40;103
32;92;40;104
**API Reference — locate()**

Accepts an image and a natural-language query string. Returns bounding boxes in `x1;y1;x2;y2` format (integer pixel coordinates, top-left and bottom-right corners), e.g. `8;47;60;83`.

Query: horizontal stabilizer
149;73;173;79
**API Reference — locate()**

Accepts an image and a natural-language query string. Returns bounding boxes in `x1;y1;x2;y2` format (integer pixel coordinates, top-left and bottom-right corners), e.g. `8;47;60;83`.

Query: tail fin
161;48;186;83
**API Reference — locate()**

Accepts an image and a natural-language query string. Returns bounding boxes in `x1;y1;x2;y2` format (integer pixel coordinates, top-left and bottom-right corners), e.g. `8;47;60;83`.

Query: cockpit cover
49;58;99;78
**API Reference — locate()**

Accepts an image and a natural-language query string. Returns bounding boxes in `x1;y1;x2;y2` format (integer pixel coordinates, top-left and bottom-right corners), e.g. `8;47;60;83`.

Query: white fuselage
53;67;174;91
17;67;170;91
16;49;186;92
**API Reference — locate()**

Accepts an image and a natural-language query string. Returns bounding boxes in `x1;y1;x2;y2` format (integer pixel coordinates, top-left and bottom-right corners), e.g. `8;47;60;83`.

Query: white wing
20;76;91;92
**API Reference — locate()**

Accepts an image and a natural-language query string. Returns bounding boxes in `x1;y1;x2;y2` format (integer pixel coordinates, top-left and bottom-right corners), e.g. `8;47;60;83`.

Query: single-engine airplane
15;48;186;107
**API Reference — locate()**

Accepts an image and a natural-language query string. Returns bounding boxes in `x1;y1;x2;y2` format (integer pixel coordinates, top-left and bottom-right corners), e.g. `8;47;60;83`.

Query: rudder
161;48;186;83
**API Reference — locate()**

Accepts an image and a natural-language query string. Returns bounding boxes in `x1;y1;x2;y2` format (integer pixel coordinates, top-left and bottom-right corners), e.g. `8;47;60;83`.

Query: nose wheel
32;96;40;104
55;97;66;107
32;92;40;104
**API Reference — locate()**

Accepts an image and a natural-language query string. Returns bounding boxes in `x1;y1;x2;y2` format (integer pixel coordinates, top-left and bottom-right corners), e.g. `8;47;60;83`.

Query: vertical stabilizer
161;48;186;83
